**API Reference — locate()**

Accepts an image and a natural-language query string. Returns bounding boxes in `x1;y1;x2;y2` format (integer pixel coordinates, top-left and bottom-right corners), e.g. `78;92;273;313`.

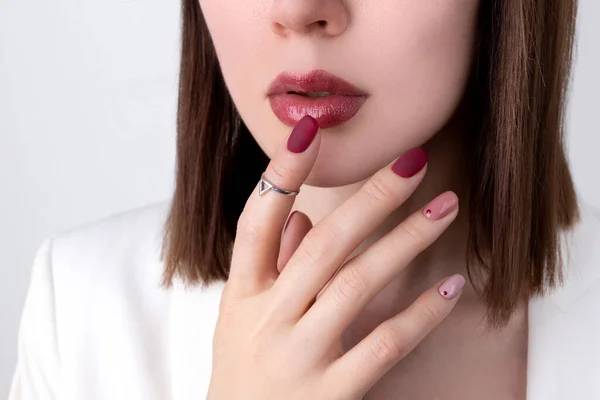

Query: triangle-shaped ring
258;174;300;196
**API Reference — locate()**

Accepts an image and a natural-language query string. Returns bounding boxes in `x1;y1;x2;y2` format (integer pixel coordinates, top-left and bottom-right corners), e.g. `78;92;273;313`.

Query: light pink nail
438;274;465;299
423;191;458;220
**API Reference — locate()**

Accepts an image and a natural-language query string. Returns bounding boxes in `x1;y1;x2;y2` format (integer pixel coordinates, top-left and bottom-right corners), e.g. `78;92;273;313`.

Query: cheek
312;2;480;185
360;2;480;147
198;0;278;150
198;0;269;96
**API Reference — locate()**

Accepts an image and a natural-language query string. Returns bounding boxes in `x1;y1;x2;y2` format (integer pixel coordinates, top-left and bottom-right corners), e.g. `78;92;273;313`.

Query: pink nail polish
438;274;465;299
423;191;458;220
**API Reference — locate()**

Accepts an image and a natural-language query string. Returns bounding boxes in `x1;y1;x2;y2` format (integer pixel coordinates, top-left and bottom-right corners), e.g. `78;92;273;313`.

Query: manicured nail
391;147;428;178
439;274;465;299
423;191;458;220
284;211;297;232
287;115;319;153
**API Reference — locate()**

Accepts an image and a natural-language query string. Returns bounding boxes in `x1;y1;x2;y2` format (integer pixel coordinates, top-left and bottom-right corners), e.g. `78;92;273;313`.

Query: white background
1;0;599;396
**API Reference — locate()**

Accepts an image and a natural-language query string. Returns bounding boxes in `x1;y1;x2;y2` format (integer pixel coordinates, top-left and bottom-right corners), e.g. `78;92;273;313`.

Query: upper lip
267;69;368;97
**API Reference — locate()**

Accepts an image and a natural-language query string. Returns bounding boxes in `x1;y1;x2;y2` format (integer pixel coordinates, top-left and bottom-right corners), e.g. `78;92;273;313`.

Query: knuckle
269;161;294;184
414;300;443;325
294;232;329;267
399;218;427;248
316;220;343;245
370;325;406;362
363;175;395;203
330;263;368;305
298;222;343;263
236;211;263;246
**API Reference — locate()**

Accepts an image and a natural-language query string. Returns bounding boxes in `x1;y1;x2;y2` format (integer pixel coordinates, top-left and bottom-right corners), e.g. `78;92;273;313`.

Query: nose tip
269;0;348;37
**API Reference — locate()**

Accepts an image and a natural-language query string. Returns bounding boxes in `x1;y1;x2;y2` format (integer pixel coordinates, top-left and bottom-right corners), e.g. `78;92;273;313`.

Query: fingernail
391;147;428;178
284;211;297;232
423;191;458;220
287;115;319;153
439;274;465;299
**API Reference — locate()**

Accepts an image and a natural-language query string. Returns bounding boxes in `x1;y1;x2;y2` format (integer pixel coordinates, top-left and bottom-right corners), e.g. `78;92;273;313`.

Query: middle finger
272;146;428;321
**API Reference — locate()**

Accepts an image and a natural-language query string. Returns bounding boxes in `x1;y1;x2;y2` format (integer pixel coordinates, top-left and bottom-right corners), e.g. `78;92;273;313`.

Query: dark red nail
287;115;319;153
391;147;428;178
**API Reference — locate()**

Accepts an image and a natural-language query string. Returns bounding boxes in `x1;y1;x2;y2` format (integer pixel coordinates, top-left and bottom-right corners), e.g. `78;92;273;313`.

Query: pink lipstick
267;69;368;129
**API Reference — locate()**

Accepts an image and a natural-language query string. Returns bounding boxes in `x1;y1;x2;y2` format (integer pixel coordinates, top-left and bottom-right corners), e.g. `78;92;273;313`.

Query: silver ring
258;174;299;196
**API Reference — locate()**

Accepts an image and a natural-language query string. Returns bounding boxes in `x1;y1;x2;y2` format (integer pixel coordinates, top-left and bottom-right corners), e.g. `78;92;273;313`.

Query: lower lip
268;93;367;129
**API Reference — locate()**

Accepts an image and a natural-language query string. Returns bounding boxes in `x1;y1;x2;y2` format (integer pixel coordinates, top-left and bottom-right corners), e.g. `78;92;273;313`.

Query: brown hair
160;0;580;329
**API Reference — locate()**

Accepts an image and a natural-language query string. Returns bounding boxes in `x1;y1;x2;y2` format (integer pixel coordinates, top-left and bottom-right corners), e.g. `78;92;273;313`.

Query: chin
302;152;384;188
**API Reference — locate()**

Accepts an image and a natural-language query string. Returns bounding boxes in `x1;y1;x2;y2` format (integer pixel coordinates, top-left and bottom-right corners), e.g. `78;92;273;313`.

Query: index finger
227;115;320;297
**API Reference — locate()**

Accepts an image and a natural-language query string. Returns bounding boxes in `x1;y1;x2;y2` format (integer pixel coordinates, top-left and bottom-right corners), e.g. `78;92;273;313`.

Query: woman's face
199;0;481;187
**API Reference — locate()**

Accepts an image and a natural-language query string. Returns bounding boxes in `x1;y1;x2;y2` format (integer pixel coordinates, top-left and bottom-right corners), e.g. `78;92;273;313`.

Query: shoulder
572;198;600;239
41;197;228;315
43;199;177;328
11;199;203;399
44;198;226;317
44;199;180;298
51;199;171;274
42;200;224;394
567;199;600;270
551;199;600;310
563;198;600;279
527;200;600;400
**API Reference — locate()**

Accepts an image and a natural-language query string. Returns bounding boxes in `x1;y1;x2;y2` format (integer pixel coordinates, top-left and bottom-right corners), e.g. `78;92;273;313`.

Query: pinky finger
325;274;465;398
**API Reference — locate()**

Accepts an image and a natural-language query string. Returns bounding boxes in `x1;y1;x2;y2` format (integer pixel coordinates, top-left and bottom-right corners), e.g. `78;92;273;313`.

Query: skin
201;0;529;398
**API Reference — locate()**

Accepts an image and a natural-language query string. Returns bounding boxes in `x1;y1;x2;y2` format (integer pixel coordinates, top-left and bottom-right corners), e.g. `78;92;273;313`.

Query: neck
290;104;481;303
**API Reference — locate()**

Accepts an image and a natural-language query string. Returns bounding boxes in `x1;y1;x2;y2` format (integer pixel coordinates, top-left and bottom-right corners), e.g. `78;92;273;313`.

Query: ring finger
295;190;459;353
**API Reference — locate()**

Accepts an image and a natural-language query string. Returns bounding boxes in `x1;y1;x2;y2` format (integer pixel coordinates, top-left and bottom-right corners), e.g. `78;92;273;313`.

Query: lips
267;69;369;129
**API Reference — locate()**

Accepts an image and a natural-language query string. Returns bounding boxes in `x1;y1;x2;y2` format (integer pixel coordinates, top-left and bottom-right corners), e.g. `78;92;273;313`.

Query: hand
206;115;464;400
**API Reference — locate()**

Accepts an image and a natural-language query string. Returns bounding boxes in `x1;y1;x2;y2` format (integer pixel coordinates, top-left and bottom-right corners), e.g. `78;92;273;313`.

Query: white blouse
7;198;600;400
